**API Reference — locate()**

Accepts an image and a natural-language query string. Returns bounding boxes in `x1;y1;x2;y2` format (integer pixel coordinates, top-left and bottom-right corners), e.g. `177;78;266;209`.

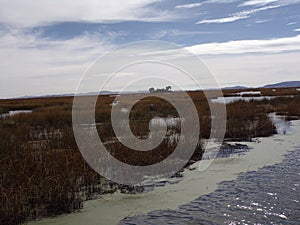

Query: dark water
120;148;300;225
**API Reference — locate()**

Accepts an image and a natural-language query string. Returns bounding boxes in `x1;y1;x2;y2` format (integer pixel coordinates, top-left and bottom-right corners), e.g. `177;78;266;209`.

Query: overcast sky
0;0;300;98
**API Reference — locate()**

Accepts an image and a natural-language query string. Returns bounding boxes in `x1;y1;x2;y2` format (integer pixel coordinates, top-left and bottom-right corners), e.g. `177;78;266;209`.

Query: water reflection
0;110;32;118
120;149;300;225
211;96;275;104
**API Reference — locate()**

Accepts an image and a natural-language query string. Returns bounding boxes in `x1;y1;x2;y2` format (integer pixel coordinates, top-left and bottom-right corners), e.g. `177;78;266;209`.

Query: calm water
210;96;275;104
120;149;300;225
210;95;295;105
0;110;32;118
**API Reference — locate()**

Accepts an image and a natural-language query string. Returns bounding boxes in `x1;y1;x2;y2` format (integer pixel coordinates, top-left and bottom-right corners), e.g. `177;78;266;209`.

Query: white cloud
203;52;300;87
175;2;203;9
0;30;114;98
255;19;271;23
239;0;279;6
205;0;241;3
1;30;300;98
294;28;300;32
0;0;176;27
196;15;249;24
240;0;300;6
175;0;242;9
196;4;280;24
186;35;300;54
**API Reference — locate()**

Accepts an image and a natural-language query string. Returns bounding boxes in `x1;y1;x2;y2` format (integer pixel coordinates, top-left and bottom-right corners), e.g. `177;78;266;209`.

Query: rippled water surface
120;148;300;225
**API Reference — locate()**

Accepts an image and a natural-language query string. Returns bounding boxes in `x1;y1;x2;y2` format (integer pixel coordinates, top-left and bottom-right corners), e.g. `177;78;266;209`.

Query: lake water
210;95;296;104
210;96;275;104
121;144;300;225
0;110;32;118
29;117;300;225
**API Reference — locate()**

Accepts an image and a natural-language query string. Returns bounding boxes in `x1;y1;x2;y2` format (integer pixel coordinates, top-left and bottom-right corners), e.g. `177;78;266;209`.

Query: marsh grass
0;88;299;224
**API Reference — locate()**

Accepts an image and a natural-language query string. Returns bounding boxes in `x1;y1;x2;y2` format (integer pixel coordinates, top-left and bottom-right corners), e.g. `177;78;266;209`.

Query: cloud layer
175;2;203;9
196;5;281;24
240;0;300;6
1;26;300;98
186;35;300;54
0;0;174;27
0;30;114;98
0;0;300;98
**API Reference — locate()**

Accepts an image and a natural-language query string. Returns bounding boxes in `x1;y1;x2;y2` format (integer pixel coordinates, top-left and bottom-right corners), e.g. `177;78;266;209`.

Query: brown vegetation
0;88;299;224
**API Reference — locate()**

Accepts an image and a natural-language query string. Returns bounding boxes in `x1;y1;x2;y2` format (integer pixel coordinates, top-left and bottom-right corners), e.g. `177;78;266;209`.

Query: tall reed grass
0;88;299;224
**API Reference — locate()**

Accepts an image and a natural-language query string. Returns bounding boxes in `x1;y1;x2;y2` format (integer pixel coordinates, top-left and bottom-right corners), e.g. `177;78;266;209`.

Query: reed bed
0;88;299;224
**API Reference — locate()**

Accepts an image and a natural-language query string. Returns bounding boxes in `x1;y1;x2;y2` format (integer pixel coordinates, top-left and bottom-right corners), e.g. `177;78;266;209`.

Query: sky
0;0;300;98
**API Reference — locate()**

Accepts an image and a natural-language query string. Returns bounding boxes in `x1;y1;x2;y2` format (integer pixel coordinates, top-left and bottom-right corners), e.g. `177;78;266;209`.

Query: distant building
149;86;172;93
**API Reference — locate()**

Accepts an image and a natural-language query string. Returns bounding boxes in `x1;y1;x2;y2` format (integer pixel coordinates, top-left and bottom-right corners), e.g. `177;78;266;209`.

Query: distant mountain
263;81;300;88
223;86;249;90
223;81;300;90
